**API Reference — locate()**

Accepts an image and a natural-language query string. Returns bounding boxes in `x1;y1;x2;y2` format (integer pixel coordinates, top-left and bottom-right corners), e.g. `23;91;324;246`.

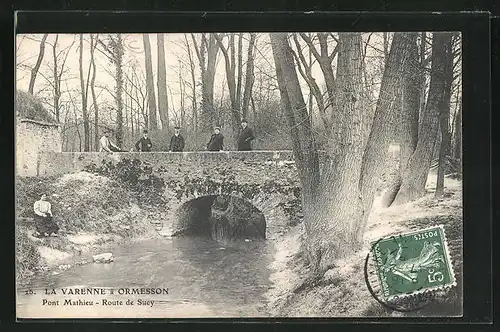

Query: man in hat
169;126;185;152
237;119;255;151
207;126;224;151
99;129;121;152
135;130;153;152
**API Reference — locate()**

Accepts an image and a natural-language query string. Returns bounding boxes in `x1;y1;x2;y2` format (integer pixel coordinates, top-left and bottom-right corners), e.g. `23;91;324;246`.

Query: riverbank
16;171;167;285
265;173;463;317
16;169;463;317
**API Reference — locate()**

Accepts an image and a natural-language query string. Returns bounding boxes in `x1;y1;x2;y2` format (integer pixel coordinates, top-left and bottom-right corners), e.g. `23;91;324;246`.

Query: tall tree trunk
358;32;414;243
179;61;186;129
299;33;337;124
383;32;390;61
271;32;413;275
315;32;365;259
157;33;169;132
143;34;158;130
291;34;328;129
28;34;48;95
271;32;363;275
236;33;243;109
90;34;100;152
114;34;124;147
184;34;198;133
51;34;60;122
453;99;462;162
393;32;454;205
192;33;219;131
270;33;320;239
241;33;256;122
78;34;90;151
214;33;241;131
435;36;454;197
381;32;421;207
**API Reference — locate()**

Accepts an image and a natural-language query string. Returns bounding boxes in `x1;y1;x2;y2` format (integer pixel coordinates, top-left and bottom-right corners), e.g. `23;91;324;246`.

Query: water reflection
17;236;275;318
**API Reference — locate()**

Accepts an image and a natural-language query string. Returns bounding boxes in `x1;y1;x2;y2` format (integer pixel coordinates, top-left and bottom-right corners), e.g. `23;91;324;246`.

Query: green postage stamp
371;225;456;301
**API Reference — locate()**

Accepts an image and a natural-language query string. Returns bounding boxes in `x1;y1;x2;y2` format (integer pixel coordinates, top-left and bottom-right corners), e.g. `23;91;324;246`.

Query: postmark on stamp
371;225;456;302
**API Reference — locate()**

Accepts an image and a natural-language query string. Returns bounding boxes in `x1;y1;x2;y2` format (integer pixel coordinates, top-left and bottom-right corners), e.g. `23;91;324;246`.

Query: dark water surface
17;237;275;318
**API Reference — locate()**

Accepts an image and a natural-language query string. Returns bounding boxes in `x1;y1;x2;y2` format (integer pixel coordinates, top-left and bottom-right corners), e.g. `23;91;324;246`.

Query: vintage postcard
15;31;463;318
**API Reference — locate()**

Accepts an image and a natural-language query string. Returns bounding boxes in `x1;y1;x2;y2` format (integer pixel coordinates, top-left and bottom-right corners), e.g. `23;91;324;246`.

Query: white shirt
34;200;52;217
100;136;112;152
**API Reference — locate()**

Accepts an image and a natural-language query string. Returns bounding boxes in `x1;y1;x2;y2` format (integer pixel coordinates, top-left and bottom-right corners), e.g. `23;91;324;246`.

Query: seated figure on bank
33;193;59;237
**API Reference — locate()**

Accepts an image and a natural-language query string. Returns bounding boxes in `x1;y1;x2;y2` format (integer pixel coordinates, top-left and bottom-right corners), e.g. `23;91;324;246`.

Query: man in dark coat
135;130;153;152
169;126;185;152
207;127;224;151
237;119;255;151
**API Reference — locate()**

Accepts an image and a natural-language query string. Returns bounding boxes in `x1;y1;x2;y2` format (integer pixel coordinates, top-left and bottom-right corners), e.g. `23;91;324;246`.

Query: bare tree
214;33;243;130
143;34;158;130
178;60;186;128
28;34;49;95
435;33;457;197
49;34;75;122
157;33;169;131
78;34;91;151
97;34;125;147
270;32;413;276
90;34;101;151
291;34;328;128
394;32;454;204
241;33;257;121
381;32;422;207
299;33;338;122
184;34;198;132
191;33;219;130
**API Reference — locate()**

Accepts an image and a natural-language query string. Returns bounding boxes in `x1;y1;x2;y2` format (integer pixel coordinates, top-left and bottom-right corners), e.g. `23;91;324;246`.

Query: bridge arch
173;194;266;241
161;189;289;242
35;151;309;240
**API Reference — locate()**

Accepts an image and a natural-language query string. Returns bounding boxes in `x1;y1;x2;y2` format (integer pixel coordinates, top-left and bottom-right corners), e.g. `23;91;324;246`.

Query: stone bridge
36;151;318;240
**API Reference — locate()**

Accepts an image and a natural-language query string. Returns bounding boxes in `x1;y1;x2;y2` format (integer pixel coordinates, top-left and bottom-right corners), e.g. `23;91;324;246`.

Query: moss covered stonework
38;151;310;241
16;90;61;177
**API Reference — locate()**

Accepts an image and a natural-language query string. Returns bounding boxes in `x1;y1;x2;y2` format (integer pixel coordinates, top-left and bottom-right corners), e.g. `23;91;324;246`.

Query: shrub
16;225;40;281
16;90;57;124
84;158;166;207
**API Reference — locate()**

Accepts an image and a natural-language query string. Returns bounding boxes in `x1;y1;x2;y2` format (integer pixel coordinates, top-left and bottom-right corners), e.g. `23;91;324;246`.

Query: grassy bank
16;171;168;284
266;174;463;317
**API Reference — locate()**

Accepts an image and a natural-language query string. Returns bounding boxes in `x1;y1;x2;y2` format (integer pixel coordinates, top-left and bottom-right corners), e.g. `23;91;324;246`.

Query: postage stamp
371;225;456;301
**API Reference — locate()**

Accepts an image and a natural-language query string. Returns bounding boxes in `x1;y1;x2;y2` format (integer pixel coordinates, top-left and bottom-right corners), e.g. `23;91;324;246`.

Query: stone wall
35;151;300;178
16;119;61;177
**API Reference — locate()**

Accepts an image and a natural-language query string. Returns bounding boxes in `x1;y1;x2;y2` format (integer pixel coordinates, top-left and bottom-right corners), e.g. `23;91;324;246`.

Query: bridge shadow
174;195;267;243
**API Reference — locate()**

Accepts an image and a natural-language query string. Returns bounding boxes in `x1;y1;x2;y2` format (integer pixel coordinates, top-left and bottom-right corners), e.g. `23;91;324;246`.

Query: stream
16;236;276;318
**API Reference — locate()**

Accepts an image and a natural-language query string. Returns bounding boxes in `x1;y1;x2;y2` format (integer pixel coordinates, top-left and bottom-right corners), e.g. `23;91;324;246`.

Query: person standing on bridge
169;126;185;152
237;119;255;151
135;130;153;152
100;130;122;153
207;126;224;151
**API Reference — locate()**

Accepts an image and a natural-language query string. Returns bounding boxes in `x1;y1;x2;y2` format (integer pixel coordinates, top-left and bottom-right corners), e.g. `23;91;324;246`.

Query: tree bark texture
28;34;48;95
393;32;454;205
114;34;124;147
435;35;454;197
157;33;169;132
381;33;421;207
192;33;219;131
143;34;158;130
90;34;100;152
241;33;256;121
78;34;90;152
